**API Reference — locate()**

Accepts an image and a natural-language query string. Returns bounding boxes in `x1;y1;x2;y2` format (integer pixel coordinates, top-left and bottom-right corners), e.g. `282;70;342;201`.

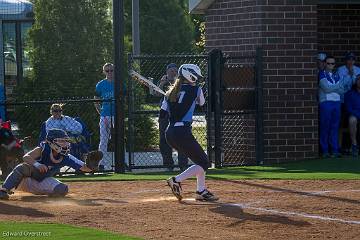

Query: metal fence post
209;49;223;168
127;53;136;171
255;48;264;165
15;22;23;84
206;55;213;166
113;0;125;173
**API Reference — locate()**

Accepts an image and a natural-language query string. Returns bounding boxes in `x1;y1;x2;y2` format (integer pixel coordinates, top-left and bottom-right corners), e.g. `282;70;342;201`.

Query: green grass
1;158;359;184
209;157;360;180
52;157;360;182
0;222;141;240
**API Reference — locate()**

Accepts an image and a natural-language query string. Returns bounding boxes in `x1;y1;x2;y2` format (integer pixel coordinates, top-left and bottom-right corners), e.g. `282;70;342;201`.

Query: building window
21;22;31;79
3;23;17;84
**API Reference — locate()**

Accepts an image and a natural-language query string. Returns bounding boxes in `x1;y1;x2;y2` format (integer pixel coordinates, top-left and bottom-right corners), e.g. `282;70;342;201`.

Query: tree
15;0;158;152
124;0;202;54
20;0;113;99
14;0;114;142
14;0;205;152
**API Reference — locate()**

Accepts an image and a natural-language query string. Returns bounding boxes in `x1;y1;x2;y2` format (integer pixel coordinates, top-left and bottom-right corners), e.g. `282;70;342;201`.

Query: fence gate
127;50;263;170
127;54;209;170
210;49;263;167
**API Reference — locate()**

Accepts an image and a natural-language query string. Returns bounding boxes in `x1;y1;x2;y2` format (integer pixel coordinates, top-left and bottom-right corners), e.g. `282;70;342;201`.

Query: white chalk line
122;195;360;225
128;188;360;195
221;189;360;195
226;203;360;225
178;198;360;225
305;189;360;195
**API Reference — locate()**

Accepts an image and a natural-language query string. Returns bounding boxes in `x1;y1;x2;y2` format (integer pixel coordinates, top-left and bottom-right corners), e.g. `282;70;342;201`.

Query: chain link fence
127;54;209;170
1;50;263;179
1;99;115;176
215;51;262;166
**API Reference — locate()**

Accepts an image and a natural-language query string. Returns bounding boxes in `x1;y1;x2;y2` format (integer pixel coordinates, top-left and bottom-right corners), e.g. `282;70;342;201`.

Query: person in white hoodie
45;104;82;135
318;56;344;158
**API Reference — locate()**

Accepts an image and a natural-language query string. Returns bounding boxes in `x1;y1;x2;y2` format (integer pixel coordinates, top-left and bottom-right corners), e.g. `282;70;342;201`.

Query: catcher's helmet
178;64;203;83
46;129;70;156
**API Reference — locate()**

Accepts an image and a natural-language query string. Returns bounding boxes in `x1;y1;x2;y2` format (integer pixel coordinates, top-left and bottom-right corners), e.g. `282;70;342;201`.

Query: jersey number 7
178;91;186;103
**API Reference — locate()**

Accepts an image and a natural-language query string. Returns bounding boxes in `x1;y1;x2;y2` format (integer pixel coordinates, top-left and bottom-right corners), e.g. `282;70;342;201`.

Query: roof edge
189;0;215;14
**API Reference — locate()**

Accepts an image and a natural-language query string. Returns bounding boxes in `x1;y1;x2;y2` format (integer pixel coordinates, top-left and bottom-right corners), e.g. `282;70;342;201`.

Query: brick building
190;0;360;163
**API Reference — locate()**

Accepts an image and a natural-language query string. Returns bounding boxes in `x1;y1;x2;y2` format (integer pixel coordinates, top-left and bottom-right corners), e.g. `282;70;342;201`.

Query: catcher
0;128;102;200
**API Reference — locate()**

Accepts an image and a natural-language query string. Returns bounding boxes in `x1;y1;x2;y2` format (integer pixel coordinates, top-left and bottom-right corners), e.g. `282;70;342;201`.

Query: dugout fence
127;54;209;170
127;49;263;169
209;49;264;167
0;49;263;178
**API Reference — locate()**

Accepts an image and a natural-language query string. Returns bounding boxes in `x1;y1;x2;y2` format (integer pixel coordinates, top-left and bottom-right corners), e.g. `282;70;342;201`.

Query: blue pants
165;126;209;171
159;117;188;169
319;101;341;154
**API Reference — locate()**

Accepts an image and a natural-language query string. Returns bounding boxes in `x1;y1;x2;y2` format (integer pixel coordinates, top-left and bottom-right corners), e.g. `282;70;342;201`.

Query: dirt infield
0;180;359;240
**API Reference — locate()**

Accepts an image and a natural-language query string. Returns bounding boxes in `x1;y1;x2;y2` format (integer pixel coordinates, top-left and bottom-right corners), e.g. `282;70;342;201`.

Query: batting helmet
178;64;203;83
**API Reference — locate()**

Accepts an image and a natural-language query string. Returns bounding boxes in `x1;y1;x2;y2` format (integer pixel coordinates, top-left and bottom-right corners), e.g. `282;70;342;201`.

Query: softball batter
165;64;218;202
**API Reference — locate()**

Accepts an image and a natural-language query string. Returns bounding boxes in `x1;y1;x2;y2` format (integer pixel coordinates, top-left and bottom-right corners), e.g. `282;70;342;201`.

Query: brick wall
205;0;262;165
204;0;319;163
261;1;318;163
205;0;263;56
318;4;360;62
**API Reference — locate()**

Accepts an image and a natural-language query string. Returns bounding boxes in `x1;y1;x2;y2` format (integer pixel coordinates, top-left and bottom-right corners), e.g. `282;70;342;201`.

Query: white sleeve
160;98;168;111
62;116;83;134
196;87;205;106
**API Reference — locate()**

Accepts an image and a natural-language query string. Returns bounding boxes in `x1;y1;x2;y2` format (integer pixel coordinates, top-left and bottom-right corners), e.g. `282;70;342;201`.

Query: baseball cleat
195;189;219;202
167;177;182;201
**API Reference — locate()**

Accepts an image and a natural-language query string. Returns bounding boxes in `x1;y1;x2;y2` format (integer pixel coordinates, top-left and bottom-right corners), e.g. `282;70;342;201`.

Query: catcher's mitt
85;150;103;171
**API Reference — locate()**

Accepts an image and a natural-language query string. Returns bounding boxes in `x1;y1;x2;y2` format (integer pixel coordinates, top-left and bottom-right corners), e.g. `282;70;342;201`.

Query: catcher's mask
46;129;71;156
